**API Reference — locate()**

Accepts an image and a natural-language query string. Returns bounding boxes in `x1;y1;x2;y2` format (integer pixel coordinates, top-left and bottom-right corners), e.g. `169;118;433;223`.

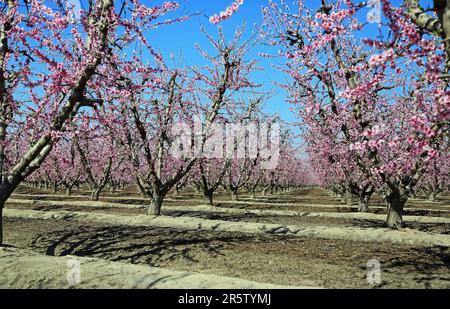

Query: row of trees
0;0;448;246
259;0;449;228
27;130;310;206
0;0;312;245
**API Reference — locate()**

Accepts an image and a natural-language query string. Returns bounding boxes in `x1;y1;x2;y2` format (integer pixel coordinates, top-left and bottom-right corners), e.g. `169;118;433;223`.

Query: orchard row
0;1;448;247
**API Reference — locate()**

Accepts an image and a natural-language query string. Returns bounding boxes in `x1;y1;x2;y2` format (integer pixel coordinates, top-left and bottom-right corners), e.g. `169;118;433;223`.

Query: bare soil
6;203;450;234
4;217;450;289
2;185;450;289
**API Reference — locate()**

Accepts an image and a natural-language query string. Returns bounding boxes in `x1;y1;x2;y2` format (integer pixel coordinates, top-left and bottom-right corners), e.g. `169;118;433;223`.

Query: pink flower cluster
368;48;395;68
209;0;244;24
409;116;436;138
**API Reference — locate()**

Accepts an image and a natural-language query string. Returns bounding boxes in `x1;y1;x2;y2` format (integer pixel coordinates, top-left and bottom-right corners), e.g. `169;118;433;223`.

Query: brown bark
385;190;408;229
204;190;214;206
0;205;3;246
91;189;101;201
345;190;353;206
358;189;373;212
136;178;148;198
148;194;164;216
231;189;238;201
358;195;369;212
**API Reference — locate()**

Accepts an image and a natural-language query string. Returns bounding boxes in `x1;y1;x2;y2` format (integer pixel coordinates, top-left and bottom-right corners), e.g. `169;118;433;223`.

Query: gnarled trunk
91;189;101;201
204;190;214;206
136;179;148;198
345;190;353;206
358;196;369;212
358;191;372;212
231;189;238;201
148;194;164;216
385;191;407;229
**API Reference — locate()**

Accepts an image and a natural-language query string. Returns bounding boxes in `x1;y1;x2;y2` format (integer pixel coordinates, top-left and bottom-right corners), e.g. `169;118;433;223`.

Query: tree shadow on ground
376;246;450;288
29;225;254;267
350;218;450;234
166;210;263;223
404;209;448;217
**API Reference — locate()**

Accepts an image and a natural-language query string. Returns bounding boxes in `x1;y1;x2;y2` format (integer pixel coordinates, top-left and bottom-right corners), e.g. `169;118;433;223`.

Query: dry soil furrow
7;199;450;224
3;208;450;247
8;197;450;215
0;248;313;289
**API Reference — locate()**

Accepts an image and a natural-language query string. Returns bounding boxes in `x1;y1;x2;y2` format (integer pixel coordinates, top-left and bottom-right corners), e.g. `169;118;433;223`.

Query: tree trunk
231;189;238;201
148;194;164;216
358;197;369;212
250;189;256;199
428;191;439;202
91;189;100;201
66;187;72;196
385;191;407;229
204;190;214;206
345;190;353;206
52;183;58;194
194;185;201;195
139;188;148;198
358;192;371;212
110;185;116;194
0;206;3;247
0;183;16;246
261;188;267;196
137;179;148;198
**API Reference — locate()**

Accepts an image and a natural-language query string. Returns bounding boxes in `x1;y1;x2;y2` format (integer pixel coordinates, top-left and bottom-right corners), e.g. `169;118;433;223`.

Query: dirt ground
2;185;450;289
5;203;450;234
3;217;449;288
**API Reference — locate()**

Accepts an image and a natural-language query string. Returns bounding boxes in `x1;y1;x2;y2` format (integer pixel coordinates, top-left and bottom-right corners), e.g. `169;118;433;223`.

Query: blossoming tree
261;0;449;228
0;0;183;245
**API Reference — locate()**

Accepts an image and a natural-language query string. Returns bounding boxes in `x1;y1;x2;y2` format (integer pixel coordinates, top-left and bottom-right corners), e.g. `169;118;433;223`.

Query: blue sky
144;0;404;125
145;0;296;124
31;0;413;130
